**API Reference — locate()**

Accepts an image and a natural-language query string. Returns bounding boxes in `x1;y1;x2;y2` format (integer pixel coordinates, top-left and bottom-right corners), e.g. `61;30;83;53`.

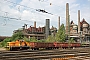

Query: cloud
0;0;90;36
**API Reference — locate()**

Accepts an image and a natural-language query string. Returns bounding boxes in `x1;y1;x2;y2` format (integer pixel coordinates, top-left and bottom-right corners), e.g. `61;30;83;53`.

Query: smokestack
58;16;60;29
25;24;27;29
34;21;36;28
78;10;80;33
45;19;50;39
66;3;69;35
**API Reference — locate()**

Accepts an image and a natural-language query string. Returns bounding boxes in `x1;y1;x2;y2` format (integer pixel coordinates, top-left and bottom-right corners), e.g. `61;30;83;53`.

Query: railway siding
0;48;90;60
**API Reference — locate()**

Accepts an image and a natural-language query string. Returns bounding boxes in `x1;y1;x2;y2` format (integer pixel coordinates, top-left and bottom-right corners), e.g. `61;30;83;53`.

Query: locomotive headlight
19;44;20;46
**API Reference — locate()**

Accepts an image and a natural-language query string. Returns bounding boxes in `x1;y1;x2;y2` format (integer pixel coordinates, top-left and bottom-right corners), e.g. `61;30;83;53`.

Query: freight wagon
29;42;54;50
29;42;81;50
54;42;81;49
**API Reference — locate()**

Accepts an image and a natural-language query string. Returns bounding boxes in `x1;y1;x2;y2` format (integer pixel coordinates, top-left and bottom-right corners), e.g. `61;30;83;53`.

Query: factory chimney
66;3;69;35
78;10;80;33
45;19;50;39
34;21;36;28
58;16;60;29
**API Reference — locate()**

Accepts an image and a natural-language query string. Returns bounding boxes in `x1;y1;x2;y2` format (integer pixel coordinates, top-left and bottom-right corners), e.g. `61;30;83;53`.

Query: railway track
0;48;90;60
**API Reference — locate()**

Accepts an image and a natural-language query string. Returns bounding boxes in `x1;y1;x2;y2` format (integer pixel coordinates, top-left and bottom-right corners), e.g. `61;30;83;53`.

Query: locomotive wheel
37;48;39;50
34;48;36;50
10;47;12;51
32;48;34;50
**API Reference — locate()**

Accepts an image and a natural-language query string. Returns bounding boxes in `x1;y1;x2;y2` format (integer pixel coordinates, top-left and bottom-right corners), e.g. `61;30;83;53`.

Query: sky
0;0;90;36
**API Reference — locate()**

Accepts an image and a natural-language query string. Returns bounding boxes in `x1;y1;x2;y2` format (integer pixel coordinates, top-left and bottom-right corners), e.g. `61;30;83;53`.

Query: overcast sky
0;0;90;36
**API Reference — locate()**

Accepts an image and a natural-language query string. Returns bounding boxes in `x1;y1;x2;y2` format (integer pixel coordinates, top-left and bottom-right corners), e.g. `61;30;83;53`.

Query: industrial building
13;19;57;40
66;3;90;43
69;19;90;43
13;3;90;43
13;21;46;40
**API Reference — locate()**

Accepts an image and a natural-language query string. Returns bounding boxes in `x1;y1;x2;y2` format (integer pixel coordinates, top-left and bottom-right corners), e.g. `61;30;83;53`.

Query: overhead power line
1;0;66;25
4;0;35;10
0;15;45;26
0;15;33;22
36;9;53;15
3;0;53;15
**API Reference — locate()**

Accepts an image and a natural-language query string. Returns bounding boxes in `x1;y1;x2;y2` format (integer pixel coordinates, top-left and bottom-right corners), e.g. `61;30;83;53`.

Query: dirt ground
0;47;6;51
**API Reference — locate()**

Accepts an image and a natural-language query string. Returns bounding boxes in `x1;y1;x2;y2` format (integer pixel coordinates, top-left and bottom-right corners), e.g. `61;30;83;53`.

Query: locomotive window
6;43;10;47
7;43;9;46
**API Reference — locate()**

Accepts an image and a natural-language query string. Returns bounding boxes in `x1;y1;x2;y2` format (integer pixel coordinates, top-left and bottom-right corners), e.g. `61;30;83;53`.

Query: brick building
13;22;46;40
13;20;57;40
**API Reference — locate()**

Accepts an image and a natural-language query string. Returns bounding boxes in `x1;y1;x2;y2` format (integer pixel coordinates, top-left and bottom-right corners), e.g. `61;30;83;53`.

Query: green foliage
1;38;11;47
19;36;47;43
46;24;66;42
46;35;55;42
68;38;75;43
23;37;29;42
24;37;44;42
38;39;46;42
11;32;24;41
26;37;37;42
0;42;2;47
55;24;66;42
1;31;24;47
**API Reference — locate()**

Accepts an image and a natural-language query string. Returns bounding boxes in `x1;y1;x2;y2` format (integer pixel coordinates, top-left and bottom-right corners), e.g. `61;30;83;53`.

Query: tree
55;24;66;42
11;31;24;41
1;38;11;47
1;31;24;47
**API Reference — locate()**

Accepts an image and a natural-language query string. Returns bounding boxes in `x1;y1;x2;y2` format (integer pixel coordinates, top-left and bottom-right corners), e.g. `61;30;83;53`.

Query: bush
1;38;11;47
68;38;75;43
